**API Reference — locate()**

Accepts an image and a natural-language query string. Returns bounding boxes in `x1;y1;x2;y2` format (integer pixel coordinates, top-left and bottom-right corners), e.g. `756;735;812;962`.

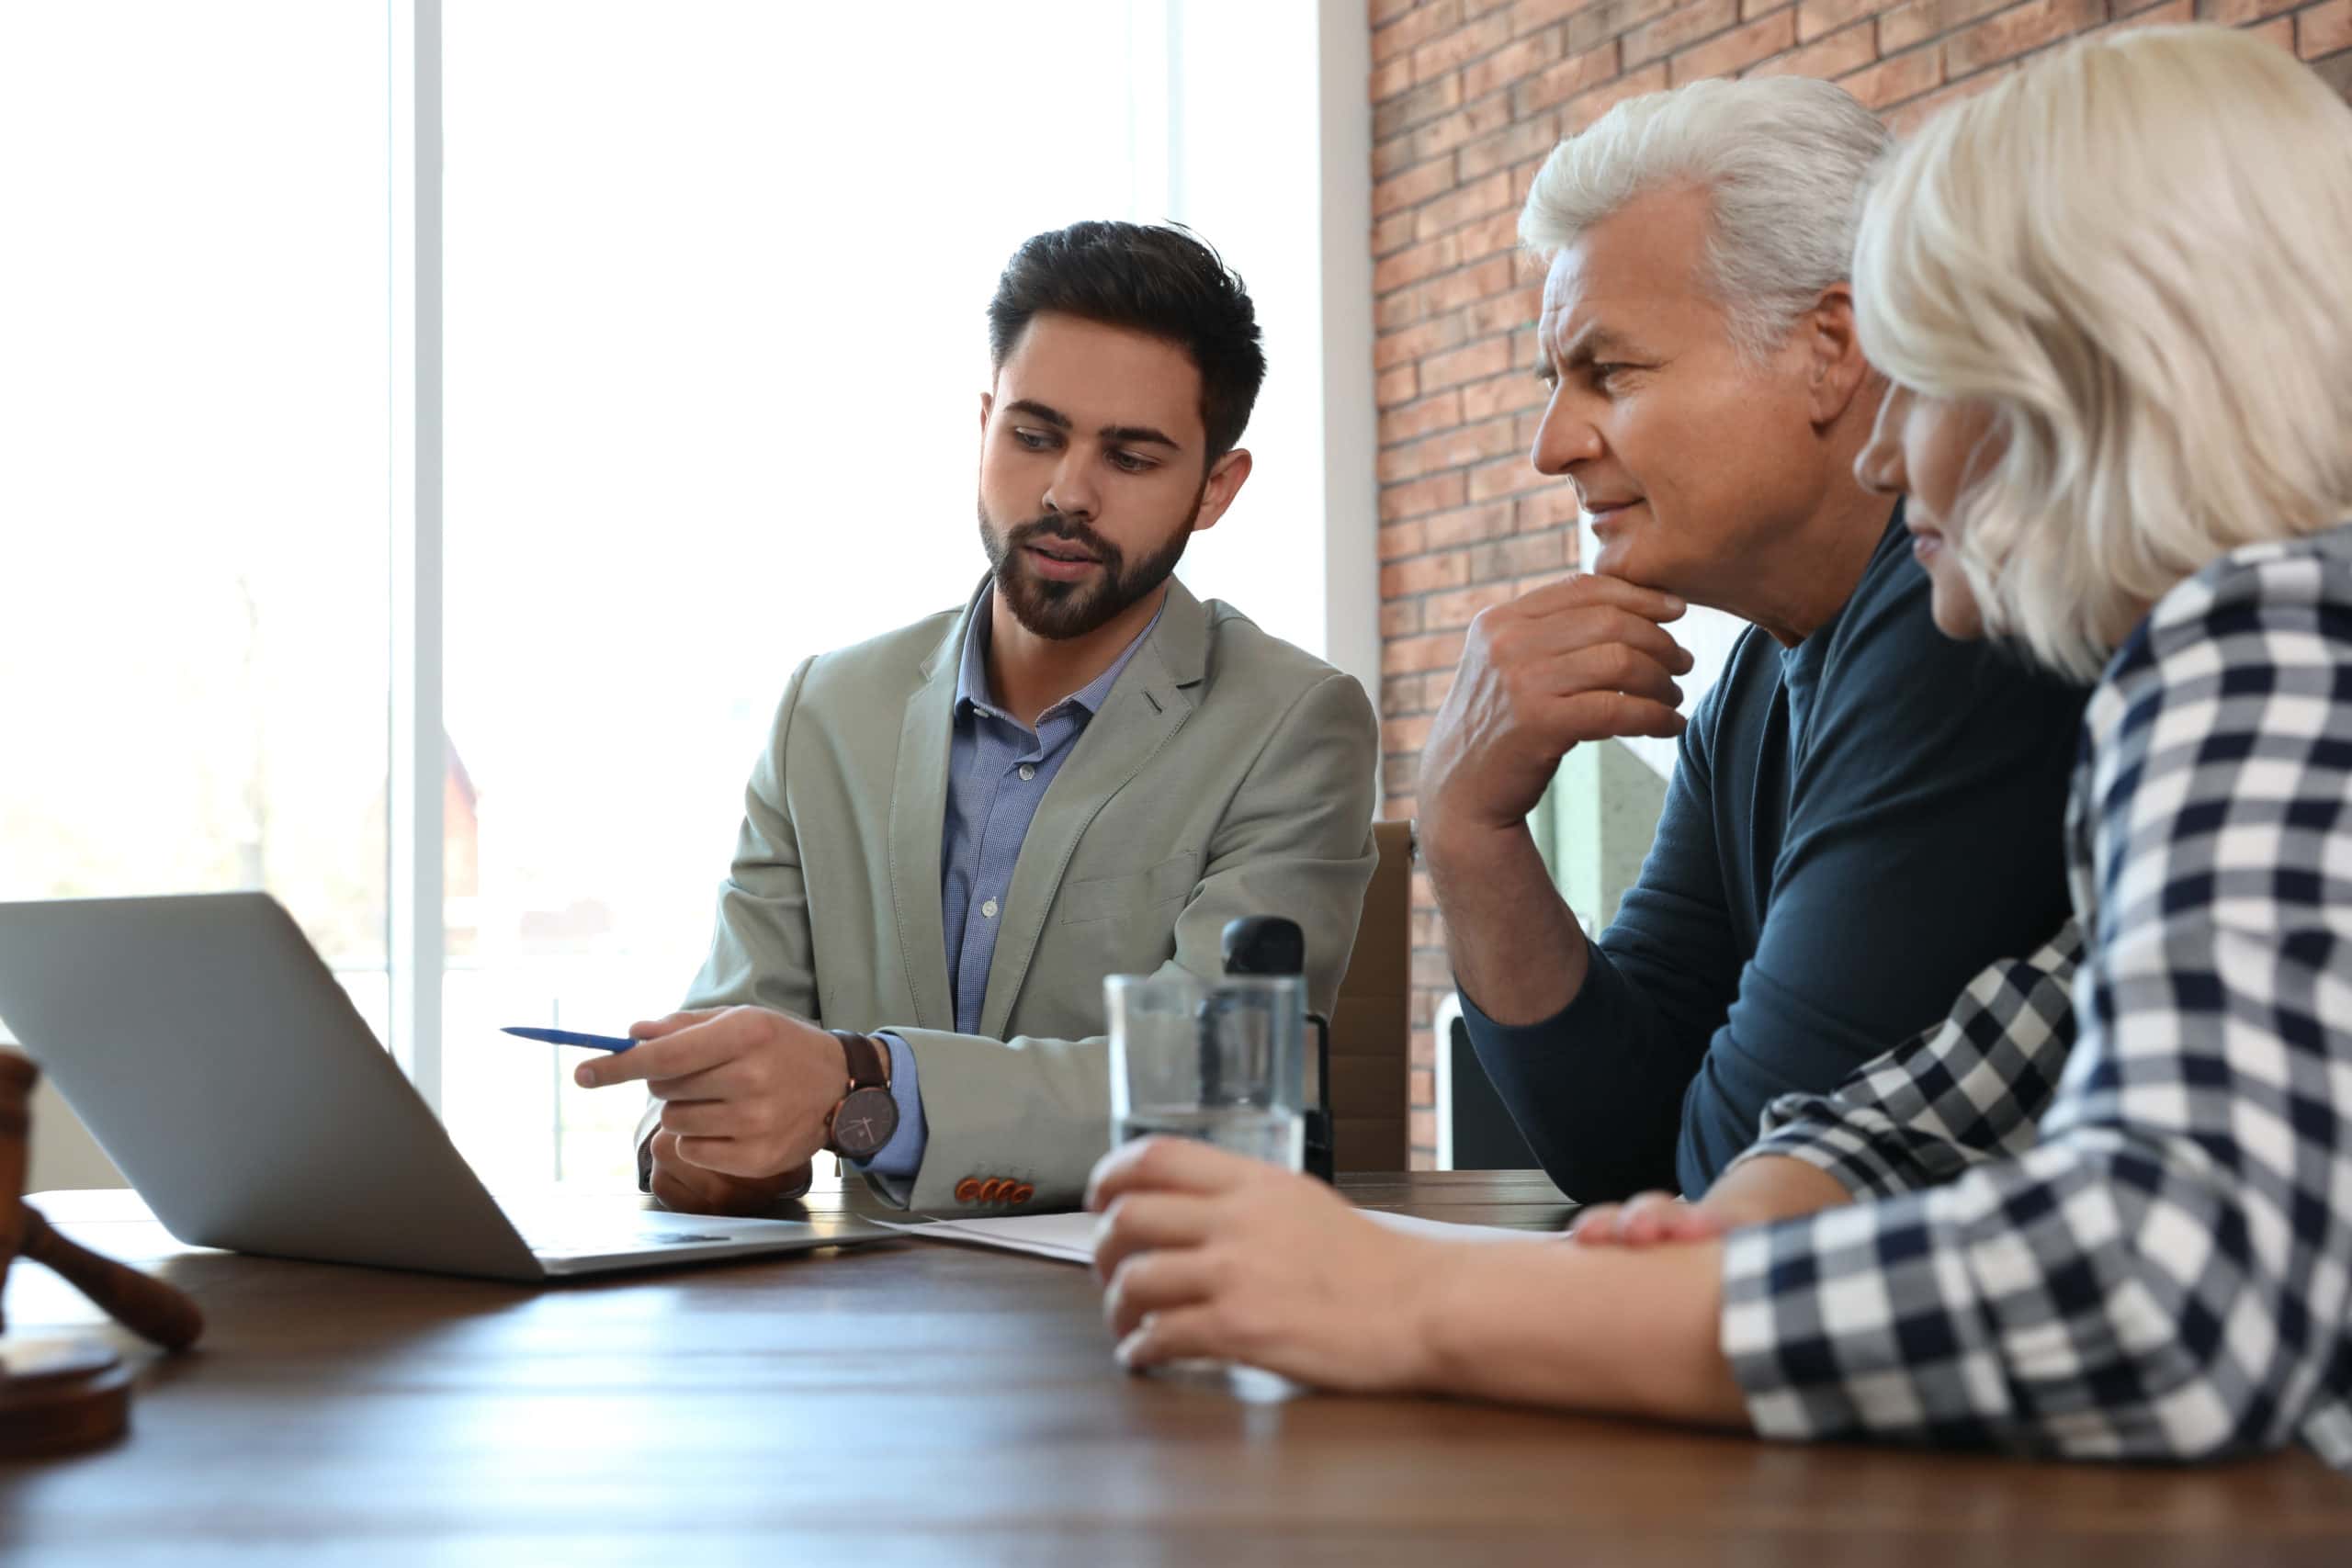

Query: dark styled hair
986;220;1267;461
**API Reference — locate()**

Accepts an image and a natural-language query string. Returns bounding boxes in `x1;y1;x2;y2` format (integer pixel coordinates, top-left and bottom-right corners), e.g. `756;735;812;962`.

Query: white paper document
877;1207;1550;1267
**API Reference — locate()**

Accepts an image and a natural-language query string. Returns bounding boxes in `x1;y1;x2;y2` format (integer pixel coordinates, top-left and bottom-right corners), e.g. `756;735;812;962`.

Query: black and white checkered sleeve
1717;539;2352;1464
1723;923;2082;1200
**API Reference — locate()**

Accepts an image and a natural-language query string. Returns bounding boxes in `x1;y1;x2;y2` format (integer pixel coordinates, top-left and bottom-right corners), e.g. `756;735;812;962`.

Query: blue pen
502;1026;638;1053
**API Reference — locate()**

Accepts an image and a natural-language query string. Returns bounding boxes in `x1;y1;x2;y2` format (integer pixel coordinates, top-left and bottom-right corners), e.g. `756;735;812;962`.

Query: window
0;3;392;1031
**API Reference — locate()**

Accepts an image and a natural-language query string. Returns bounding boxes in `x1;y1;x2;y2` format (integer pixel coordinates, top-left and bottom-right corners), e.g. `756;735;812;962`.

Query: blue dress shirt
858;588;1161;1179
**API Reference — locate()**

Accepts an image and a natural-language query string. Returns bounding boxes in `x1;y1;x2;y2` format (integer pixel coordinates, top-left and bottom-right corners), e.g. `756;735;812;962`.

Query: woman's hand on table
1086;1137;1446;1393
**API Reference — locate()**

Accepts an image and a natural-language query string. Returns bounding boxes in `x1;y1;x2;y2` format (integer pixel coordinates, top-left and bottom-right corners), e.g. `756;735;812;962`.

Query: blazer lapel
977;579;1211;1040
883;591;976;1033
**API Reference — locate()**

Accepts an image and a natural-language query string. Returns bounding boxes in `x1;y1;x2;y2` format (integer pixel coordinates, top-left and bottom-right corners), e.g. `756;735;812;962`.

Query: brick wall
1372;0;2352;1168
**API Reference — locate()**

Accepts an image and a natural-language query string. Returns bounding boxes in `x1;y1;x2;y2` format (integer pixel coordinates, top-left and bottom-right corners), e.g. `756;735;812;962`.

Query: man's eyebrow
1004;399;1071;429
1555;325;1638;368
1100;424;1182;451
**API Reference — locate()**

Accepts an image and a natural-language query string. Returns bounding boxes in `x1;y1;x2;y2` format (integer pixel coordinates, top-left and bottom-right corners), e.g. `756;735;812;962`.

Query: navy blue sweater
1463;506;2086;1200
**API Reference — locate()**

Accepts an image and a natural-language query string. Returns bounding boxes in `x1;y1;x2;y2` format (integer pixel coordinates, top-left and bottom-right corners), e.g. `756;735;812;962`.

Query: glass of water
1105;973;1306;1172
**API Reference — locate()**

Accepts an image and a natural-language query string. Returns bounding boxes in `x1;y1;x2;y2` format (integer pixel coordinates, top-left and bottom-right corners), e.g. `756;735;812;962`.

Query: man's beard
978;491;1200;640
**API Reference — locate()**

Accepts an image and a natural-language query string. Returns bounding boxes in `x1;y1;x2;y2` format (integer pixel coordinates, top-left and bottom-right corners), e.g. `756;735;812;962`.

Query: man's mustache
1007;515;1121;565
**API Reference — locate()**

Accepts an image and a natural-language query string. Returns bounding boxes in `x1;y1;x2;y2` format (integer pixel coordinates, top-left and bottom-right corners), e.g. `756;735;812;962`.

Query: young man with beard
581;221;1380;1217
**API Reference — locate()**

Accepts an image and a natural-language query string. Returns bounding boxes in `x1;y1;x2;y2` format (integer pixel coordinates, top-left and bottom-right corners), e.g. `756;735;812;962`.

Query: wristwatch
822;1030;899;1161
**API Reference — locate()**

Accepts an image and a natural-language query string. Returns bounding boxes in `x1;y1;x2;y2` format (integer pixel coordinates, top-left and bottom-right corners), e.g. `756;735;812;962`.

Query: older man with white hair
1417;76;2086;1203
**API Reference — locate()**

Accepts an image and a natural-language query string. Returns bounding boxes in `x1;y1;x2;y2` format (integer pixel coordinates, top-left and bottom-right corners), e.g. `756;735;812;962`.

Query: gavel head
0;1050;35;1328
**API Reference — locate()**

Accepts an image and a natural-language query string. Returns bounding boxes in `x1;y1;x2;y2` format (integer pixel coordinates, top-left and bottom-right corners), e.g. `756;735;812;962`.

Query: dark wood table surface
3;1172;2347;1565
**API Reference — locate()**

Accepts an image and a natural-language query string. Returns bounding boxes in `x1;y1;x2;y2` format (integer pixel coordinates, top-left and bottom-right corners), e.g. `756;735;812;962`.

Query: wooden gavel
0;1050;203;1351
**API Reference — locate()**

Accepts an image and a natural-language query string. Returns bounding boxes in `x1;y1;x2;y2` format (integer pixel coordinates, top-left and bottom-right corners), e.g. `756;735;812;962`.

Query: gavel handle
19;1205;204;1352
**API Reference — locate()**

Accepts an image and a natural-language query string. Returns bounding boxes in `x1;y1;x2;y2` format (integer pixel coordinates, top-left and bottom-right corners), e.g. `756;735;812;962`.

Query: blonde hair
1853;26;2352;681
1520;75;1890;361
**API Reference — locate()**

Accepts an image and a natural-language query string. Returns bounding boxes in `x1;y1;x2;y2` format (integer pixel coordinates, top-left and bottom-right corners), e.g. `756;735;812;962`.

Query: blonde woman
1087;26;2352;1466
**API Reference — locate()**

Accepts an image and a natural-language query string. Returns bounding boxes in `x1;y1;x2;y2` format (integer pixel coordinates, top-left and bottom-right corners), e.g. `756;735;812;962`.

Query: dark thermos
1219;916;1336;1183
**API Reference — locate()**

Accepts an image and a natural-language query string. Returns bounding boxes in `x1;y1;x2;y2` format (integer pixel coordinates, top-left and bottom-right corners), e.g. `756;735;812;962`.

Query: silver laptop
0;892;888;1280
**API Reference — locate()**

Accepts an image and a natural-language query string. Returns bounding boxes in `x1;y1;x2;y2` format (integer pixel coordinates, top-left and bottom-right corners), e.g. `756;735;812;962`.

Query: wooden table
3;1172;2346;1565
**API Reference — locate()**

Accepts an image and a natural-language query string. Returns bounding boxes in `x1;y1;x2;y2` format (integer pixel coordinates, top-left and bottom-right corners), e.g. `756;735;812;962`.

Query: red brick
1747;17;1876;77
1380;389;1466;446
1385;713;1436;753
1400;95;1515;168
1382;553;1472;597
1942;0;2103;76
1454;209;1526;263
1414;171;1518;241
1383;751;1420;795
1886;60;2015;133
1375;73;1467;141
1374;0;1465;63
1626;0;1741;67
1374;314;1465;371
1464;30;1567;100
1382;598;1426;638
1374;156;1459;218
1513;0;1589;32
1408;1021;1436;1070
2095;0;2192;29
1458;109;1566;179
1571;0;1682;51
1370;56;1416;104
1464;282;1542;336
1565;60;1670;130
2248;13;2295;48
1409;1110;1439;1150
1413;10;1516;85
1463;365;1547;421
1838;46;1943;107
1409;1066;1436;1106
1384;628;1467;675
2302;0;2352;57
1379;520;1428;561
1381;470;1470;522
1796;0;1880;36
2193;0;2299;21
1374;232;1461;293
1420;335;1516;391
1426;581;1521;628
1373;209;1419;258
1378;414;1521;482
1466;452;1553;501
1380;674;1421;717
1374;0;1423;27
1879;0;2011;54
1423;255;1522;315
1513;42;1623;111
1424;500;1521;549
1671;7;1797;81
1376;365;1419;408
1469;531;1569;580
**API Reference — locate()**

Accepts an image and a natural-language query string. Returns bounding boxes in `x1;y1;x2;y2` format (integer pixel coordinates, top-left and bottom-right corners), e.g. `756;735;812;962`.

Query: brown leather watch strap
829;1030;890;1093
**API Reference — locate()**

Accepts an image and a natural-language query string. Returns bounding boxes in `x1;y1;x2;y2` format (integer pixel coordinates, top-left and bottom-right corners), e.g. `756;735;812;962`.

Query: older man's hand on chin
1417;573;1693;1026
578;1005;842;1215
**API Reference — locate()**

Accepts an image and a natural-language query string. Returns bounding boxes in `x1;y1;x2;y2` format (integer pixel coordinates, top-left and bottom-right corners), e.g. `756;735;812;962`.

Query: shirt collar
955;583;1167;727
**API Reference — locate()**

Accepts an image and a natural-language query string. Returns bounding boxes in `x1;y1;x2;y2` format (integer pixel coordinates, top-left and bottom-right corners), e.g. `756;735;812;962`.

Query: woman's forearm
1415;1235;1751;1427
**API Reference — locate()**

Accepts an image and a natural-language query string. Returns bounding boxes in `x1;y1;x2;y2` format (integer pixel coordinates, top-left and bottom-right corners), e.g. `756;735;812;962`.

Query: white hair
1853;26;2352;682
1518;75;1892;359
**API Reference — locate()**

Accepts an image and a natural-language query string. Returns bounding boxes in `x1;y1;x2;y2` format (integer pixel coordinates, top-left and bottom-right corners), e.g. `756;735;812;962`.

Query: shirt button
981;898;999;919
1019;764;1036;782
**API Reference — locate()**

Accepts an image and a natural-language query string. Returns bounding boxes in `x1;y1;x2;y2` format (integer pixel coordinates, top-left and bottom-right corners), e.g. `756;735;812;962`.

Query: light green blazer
662;576;1379;1213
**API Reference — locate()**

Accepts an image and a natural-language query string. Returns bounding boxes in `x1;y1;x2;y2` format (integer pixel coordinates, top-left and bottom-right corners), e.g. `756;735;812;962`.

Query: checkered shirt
1715;523;2352;1467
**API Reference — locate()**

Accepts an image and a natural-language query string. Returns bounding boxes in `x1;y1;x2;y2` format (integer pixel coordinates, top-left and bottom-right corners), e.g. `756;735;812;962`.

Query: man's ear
978;390;993;432
1191;448;1253;534
1804;283;1872;427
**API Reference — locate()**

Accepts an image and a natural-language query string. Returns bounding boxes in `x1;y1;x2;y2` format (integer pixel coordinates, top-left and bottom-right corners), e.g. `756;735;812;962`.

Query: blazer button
955;1178;983;1203
1009;1184;1035;1206
979;1179;1007;1203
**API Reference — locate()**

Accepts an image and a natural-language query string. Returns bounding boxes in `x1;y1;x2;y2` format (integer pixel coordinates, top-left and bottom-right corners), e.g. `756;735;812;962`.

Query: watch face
831;1087;899;1160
